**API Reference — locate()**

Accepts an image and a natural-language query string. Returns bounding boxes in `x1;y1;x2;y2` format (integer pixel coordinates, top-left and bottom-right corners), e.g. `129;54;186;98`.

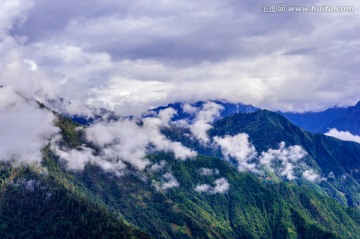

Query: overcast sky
1;0;359;115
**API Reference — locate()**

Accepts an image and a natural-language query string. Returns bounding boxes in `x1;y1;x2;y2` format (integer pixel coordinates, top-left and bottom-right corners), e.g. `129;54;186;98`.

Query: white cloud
182;103;198;115
52;108;196;174
0;44;59;102
259;142;308;180
93;77;174;116
0;0;358;185
325;129;360;144
23;59;38;71
199;168;220;176
52;142;127;174
189;102;224;143
214;133;257;172
85;119;150;171
53;144;97;171
212;177;230;193
0;0;34;37
161;172;179;190
0;87;58;166
149;160;167;172
153;172;179;191
194;184;211;193
302;169;321;182
142;108;197;160
1;0;359;116
195;177;229;194
213;134;313;180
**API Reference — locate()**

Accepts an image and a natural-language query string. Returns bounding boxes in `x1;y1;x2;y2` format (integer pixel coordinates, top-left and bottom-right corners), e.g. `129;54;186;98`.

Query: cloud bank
325;129;360;144
0;0;355;187
1;0;358;116
213;133;316;181
52;108;196;173
0;87;58;165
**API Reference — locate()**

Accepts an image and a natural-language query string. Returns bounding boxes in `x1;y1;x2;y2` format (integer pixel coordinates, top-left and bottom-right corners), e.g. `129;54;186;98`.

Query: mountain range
148;100;360;137
0;99;360;238
280;101;360;136
144;100;259;120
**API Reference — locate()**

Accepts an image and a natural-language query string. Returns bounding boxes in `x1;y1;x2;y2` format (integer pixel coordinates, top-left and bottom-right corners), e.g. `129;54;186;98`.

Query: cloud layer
52;108;196;173
0;86;58;165
325;129;360;144
0;0;356;189
213;133;318;181
54;102;320;181
1;0;359;116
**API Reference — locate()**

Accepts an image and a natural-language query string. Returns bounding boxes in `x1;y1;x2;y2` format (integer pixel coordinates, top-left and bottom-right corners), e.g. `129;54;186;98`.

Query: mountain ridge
1;100;360;238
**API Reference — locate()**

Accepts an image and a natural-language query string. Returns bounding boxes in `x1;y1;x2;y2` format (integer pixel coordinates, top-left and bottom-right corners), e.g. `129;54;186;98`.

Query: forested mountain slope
1;107;360;239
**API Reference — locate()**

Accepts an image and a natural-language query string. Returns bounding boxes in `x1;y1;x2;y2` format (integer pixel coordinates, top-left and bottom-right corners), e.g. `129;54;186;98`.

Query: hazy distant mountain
327;101;360;135
280;101;360;135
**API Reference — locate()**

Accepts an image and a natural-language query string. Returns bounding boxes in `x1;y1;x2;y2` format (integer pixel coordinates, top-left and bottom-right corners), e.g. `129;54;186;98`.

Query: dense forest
0;110;360;238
